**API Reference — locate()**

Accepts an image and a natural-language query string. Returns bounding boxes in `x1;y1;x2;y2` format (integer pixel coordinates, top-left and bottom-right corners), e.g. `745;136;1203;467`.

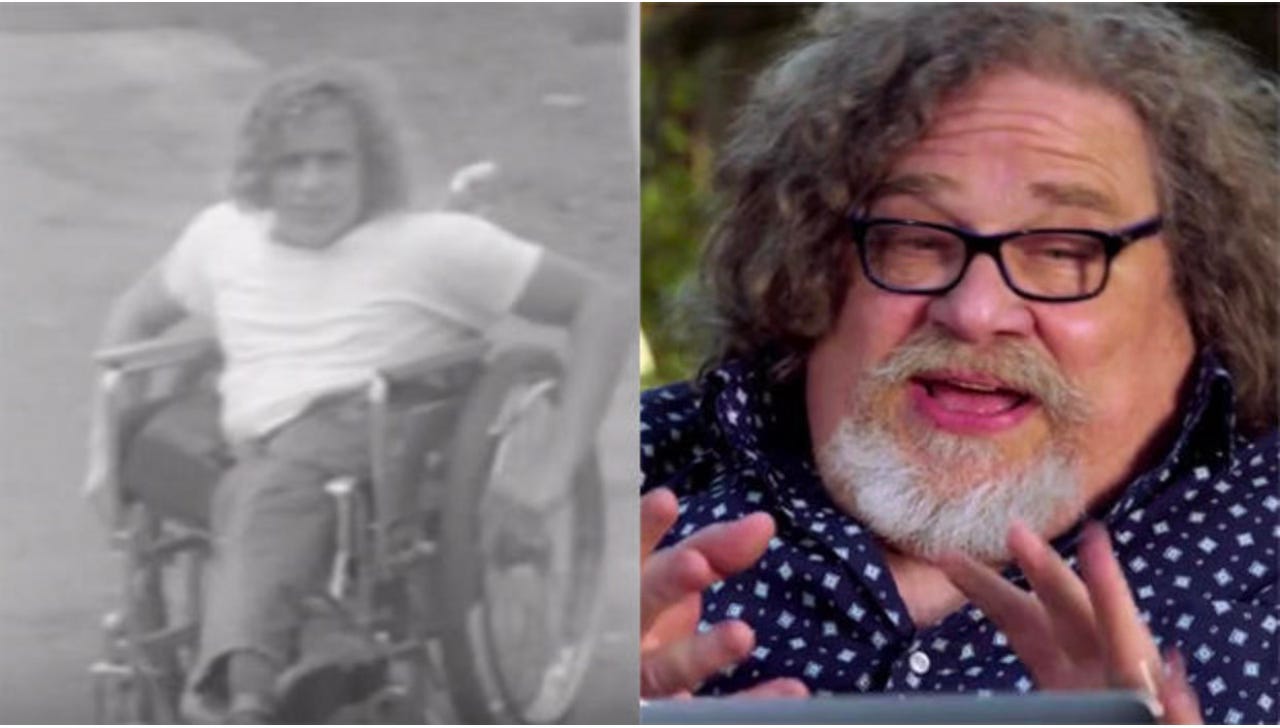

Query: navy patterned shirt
641;351;1278;724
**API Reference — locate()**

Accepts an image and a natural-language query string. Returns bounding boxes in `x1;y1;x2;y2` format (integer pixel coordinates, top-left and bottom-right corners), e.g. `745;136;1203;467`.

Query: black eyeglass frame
847;214;1164;303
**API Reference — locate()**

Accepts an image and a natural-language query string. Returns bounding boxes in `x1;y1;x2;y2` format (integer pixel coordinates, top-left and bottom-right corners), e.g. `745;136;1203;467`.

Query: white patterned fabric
641;351;1278;724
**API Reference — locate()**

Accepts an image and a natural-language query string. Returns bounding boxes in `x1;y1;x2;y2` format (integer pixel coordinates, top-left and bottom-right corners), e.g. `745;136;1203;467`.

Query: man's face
807;70;1196;559
267;103;365;249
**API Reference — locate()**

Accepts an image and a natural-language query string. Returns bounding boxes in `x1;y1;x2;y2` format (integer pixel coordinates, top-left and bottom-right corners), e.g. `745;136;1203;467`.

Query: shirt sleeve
417;213;544;329
159;204;230;316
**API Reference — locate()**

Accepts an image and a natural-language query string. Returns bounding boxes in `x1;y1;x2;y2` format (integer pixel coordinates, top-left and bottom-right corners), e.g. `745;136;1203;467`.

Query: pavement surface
0;5;637;723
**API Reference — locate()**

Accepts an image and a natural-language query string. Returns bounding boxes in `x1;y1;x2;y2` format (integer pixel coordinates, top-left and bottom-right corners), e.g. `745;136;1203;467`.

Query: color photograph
640;4;1277;724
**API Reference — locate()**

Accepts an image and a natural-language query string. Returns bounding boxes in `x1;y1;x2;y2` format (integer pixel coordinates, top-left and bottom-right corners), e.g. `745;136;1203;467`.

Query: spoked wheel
91;608;146;725
93;505;187;724
439;346;605;723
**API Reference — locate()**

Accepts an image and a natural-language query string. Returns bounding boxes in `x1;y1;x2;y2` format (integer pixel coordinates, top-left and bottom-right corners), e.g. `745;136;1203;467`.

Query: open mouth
908;371;1037;434
284;204;338;221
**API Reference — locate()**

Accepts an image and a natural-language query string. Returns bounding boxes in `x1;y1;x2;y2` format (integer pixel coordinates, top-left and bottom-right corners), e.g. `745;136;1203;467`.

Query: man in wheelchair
85;61;628;723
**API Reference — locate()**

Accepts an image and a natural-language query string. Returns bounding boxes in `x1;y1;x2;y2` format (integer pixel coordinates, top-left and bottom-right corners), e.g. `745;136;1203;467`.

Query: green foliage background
640;4;813;387
640;3;1276;389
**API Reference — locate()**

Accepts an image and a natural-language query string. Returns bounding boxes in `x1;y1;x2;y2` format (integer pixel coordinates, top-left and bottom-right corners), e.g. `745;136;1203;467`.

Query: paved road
0;5;636;722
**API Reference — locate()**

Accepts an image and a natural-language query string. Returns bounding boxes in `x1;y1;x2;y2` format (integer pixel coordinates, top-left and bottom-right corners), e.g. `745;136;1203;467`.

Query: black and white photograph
0;4;638;723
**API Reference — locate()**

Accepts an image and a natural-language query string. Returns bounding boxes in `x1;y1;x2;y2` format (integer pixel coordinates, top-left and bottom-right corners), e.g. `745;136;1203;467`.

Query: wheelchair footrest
136;622;198;655
384;638;428;660
142;532;209;562
383;540;436;573
89;660;135;678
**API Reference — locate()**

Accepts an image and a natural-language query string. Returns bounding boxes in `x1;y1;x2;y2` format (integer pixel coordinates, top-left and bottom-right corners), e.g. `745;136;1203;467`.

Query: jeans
183;394;372;708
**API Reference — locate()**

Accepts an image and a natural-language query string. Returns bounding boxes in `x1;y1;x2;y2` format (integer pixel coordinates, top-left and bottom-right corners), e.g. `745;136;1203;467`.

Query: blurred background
640;2;1279;387
0;4;637;722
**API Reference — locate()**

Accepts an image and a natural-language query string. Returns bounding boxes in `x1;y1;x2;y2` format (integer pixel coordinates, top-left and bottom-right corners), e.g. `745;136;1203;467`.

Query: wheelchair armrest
94;335;219;374
90;336;221;531
371;339;491;392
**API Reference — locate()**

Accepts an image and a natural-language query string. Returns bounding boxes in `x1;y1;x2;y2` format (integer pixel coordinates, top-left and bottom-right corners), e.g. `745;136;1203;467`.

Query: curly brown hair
228;60;411;218
703;4;1278;430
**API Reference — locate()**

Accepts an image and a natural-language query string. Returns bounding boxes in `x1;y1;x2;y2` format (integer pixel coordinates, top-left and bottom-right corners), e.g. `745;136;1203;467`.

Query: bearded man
640;5;1277;724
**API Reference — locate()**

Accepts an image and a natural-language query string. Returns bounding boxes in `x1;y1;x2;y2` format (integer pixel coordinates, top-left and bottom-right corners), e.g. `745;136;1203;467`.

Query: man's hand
82;392;120;527
938;521;1202;724
83;454;116;526
640;488;809;699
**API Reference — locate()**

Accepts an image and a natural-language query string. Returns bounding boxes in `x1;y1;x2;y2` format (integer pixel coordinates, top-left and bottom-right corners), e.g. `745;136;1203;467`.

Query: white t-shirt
161;202;542;442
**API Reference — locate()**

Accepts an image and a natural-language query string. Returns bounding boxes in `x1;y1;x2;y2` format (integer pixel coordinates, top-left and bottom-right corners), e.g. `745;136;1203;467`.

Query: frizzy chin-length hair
702;4;1278;430
228;60;411;217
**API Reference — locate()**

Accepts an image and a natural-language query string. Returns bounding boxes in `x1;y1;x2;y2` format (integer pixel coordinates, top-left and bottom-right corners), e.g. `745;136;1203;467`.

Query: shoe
274;623;388;723
180;689;276;725
275;658;387;723
225;693;275;724
179;689;222;725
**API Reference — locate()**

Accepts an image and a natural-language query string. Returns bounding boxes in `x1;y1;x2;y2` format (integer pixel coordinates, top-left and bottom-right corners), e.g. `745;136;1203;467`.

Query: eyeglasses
847;215;1164;303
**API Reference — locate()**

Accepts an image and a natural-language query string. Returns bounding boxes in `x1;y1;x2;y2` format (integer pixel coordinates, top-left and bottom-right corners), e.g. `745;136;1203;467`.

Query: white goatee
817;418;1083;562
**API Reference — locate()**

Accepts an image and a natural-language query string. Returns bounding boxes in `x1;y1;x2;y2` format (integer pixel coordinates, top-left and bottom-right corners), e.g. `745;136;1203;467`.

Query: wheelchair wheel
93;504;188;724
438;346;605;723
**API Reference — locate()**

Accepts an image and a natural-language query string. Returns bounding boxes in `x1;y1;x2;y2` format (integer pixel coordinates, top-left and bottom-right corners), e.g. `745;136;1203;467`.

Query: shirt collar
1102;347;1237;519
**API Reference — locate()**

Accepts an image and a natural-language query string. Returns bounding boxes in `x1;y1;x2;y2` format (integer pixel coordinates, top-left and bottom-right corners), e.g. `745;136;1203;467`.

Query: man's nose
926;254;1034;345
294;157;328;191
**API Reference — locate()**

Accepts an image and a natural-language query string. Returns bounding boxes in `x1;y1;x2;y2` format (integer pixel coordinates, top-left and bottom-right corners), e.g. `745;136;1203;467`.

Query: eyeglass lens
862;224;1109;299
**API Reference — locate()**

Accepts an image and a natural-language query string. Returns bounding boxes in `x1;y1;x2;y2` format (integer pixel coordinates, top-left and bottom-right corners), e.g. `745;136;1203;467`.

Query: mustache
863;328;1091;428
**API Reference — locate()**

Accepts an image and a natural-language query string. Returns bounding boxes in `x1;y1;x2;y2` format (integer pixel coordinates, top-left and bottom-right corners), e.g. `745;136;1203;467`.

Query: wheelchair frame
87;335;605;724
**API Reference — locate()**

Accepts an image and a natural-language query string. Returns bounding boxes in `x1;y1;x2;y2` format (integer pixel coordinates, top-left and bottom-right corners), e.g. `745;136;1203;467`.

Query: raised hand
640;488;809;699
938;521;1202;724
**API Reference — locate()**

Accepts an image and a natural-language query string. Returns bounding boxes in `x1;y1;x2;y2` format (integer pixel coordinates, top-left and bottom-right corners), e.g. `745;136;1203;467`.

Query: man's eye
1040;247;1094;261
909;237;946;250
1017;235;1103;263
892;234;954;253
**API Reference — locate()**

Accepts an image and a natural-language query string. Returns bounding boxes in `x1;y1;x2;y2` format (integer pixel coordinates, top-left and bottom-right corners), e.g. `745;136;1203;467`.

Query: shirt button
908;651;931;675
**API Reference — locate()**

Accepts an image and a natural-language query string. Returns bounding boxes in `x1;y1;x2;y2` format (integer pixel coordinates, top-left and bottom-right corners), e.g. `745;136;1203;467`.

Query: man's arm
510;250;633;479
641;488;810;699
98;262;190;349
84;262;191;514
938;522;1203;724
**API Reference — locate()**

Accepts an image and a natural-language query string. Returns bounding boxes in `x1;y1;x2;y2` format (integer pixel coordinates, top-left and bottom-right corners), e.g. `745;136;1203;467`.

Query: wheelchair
87;334;606;723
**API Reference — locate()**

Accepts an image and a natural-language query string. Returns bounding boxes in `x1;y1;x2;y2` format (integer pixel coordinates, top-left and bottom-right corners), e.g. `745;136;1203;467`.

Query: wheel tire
438;346;605;723
122;506;183;724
